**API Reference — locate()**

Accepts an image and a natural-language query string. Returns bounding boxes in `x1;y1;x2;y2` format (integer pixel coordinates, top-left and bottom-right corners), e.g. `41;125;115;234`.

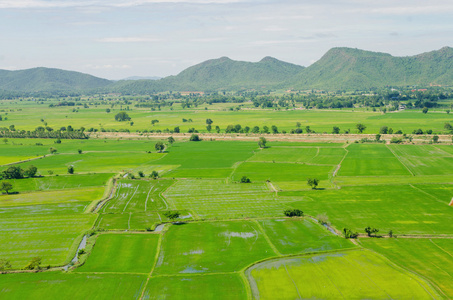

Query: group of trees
0;126;88;139
284;209;304;217
342;226;395;239
0;165;39;194
1;165;38;180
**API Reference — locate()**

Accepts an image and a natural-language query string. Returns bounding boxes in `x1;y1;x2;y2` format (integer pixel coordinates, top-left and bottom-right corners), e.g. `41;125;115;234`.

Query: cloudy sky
1;0;452;79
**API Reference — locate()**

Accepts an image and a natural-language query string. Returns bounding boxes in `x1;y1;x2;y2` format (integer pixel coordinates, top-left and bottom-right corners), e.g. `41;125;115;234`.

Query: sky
1;0;452;80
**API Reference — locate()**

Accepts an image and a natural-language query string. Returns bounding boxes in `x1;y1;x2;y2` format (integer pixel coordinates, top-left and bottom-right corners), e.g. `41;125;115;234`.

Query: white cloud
97;37;162;43
0;0;244;9
86;64;131;69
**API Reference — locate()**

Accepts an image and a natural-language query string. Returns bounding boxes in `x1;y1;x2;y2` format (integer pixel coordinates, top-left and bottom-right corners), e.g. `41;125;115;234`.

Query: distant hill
290;46;453;90
109;56;305;93
1;47;453;94
122;76;161;81
0;67;112;93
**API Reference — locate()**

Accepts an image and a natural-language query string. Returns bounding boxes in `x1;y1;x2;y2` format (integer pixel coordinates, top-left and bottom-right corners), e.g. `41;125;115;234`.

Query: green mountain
109;56;305;93
0;67;112;93
1;47;453;94
290;47;453;90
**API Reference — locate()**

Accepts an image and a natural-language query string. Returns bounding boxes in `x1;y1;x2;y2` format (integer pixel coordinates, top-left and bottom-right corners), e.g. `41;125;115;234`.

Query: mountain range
1;46;452;94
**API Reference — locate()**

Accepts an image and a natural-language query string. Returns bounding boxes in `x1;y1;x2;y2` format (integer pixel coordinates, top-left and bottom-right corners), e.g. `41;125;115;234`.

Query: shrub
240;176;251;183
390;137;403;144
343;228;358;239
284;209;303;217
189;134;201;141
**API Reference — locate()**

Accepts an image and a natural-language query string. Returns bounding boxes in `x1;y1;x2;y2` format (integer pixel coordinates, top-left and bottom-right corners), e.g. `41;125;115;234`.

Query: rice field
362;238;453;299
0;134;452;299
78;233;160;273
246;250;441;299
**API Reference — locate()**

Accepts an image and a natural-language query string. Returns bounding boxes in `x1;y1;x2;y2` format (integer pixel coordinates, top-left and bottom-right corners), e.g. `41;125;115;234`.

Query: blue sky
1;0;452;79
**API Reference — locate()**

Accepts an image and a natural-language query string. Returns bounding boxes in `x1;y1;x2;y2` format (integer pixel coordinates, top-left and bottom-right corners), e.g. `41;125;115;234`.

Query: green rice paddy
0;112;452;299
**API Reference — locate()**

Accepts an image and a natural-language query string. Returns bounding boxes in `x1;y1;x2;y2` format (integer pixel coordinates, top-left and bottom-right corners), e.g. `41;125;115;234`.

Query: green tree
2;166;24;179
24;257;42;270
0;259;12;271
375;134;381;141
49;147;57;154
343;228;358;239
258;137;267;148
168;136;175;144
78;149;83;154
356;123;366;133
379;126;388;134
155;141;165;152
151;119;159;125
284;209;303;217
138;171;145;178
206;118;213;125
240;176;251;183
150;170;159;179
365;226;379;237
422;107;429;114
67;165;74;174
163;211;180;222
271;125;278;134
189;134;201;141
433;135;439;143
24;165;38;178
173;126;180;133
1;181;13;194
307;178;319;189
206;124;212;132
114;111;131;121
332;126;340;134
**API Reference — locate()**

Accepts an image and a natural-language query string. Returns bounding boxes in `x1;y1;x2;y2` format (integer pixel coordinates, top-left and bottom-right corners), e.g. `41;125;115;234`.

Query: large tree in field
356;123;366;133
307;178;319;189
115;111;131;121
1;181;13;194
155;141;165;152
258;137;267;148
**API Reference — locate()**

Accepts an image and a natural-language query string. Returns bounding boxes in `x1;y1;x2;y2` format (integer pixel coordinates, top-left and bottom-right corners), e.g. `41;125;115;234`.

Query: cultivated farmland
0;120;452;299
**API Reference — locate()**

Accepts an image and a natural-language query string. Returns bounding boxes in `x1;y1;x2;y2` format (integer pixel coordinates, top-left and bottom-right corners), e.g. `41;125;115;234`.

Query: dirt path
88;132;453;144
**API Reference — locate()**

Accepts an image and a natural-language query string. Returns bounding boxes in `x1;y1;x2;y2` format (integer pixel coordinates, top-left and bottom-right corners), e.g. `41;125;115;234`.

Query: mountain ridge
1;47;452;94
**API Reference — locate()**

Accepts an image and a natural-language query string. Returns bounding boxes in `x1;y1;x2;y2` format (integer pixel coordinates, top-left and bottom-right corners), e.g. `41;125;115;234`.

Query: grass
232;162;333;182
285;184;453;234
157;141;257;169
0;214;96;267
7;173;113;193
362;238;453;299
102;179;173;213
0;187;104;208
249;146;346;165
17;152;164;175
78;233;159;273
2;102;452;133
246;249;441;300
388;144;453;176
164;179;284;218
143;274;247;300
338;144;411;176
0;134;452;298
257;218;356;255
153;221;276;275
0;272;146;299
